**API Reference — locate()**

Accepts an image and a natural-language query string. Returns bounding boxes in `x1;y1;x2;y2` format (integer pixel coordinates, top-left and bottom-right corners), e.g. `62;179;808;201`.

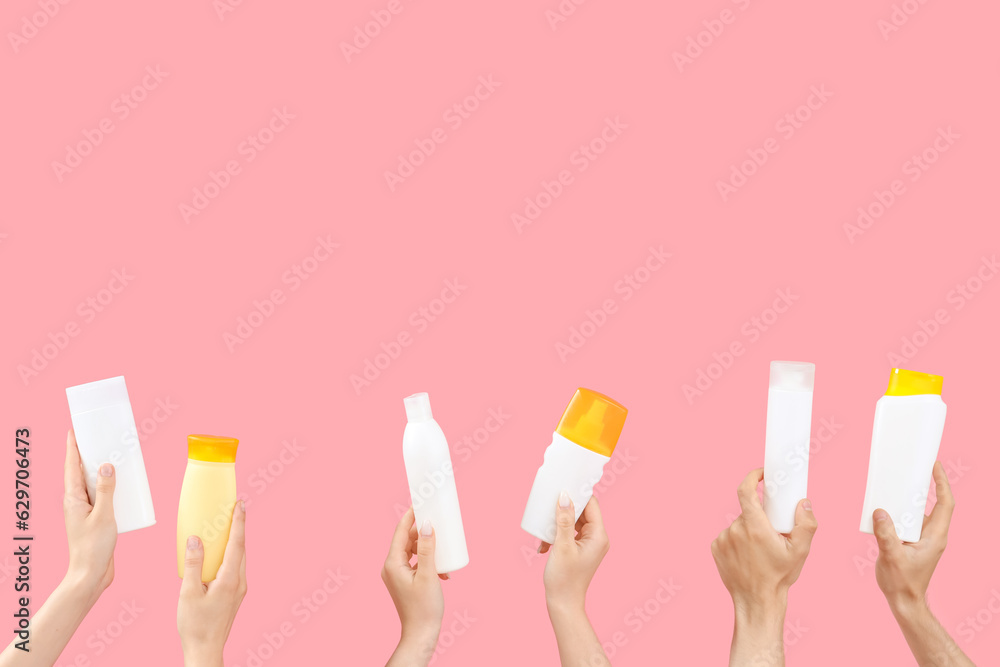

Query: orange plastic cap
187;434;239;463
555;388;628;457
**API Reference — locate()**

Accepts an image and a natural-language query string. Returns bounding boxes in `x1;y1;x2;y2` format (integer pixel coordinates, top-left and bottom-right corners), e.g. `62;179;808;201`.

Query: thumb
416;519;437;579
181;536;206;594
92;463;117;521
788;499;818;552
553;491;576;547
872;509;902;556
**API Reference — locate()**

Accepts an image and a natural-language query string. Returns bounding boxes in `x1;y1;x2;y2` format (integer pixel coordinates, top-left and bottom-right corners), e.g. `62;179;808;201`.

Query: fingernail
420;519;433;536
873;509;888;522
187;536;200;550
99;463;113;477
239;499;246;513
802;499;812;512
558;491;571;508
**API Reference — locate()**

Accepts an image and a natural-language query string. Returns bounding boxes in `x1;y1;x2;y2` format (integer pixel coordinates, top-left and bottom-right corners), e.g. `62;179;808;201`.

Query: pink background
3;0;999;664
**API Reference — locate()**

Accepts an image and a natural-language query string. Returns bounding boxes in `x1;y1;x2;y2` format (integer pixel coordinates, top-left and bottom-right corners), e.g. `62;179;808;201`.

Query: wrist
395;629;439;664
58;570;104;610
182;646;225;667
732;589;788;630
888;595;932;626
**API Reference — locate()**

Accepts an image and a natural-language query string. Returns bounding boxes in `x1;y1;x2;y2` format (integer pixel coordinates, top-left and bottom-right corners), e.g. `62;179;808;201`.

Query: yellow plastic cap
885;369;943;396
555;388;628;457
187;434;239;463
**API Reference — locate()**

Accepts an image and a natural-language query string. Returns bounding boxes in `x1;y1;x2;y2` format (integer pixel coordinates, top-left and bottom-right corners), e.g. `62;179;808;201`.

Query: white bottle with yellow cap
177;434;239;581
521;388;628;543
860;369;946;543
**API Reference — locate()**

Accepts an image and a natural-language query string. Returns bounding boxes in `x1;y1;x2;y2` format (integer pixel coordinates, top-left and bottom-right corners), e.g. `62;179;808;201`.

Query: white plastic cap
769;361;815;392
66;376;131;415
404;392;433;422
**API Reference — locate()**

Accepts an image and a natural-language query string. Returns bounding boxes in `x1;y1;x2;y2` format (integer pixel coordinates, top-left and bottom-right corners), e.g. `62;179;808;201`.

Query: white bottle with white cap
762;361;815;534
65;376;156;533
402;392;469;574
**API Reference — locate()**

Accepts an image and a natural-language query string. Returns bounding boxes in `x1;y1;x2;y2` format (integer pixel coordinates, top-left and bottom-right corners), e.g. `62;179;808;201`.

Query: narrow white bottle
762;361;815;534
402;393;469;574
65;376;156;533
860;369;947;543
521;388;628;543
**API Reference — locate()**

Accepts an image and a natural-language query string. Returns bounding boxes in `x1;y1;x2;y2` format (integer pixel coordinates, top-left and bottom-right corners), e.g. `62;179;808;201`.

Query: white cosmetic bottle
402;393;469;574
762;361;815;533
860;369;947;543
521;388;628;543
65;376;156;533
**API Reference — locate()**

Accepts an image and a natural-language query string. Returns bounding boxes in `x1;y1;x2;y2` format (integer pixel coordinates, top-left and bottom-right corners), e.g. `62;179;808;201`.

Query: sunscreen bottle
521;388;627;543
860;369;946;542
65;376;156;533
403;393;469;574
762;361;815;533
177;434;239;581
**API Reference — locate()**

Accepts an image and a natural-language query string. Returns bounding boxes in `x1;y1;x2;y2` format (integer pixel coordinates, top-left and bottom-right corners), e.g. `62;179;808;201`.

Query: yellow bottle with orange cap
521;388;628;543
177;434;239;581
859;369;947;543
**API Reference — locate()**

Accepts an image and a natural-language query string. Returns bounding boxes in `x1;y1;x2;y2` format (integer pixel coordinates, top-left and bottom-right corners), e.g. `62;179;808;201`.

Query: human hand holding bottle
872;461;974;666
383;507;446;667
711;468;817;667
178;501;247;667
0;430;117;666
540;493;611;667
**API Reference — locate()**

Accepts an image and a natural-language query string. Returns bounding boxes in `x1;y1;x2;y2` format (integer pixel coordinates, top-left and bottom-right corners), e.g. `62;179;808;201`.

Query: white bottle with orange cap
403;393;469;574
177;434;239;581
860;369;947;543
521;388;628;543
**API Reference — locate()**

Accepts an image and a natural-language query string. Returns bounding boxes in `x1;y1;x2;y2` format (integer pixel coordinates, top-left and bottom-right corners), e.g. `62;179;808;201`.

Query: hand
63;429;117;598
0;430;118;665
539;494;611;667
712;468;816;667
712;468;817;609
383;508;445;667
178;501;247;667
873;461;953;614
871;462;974;666
541;493;609;613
